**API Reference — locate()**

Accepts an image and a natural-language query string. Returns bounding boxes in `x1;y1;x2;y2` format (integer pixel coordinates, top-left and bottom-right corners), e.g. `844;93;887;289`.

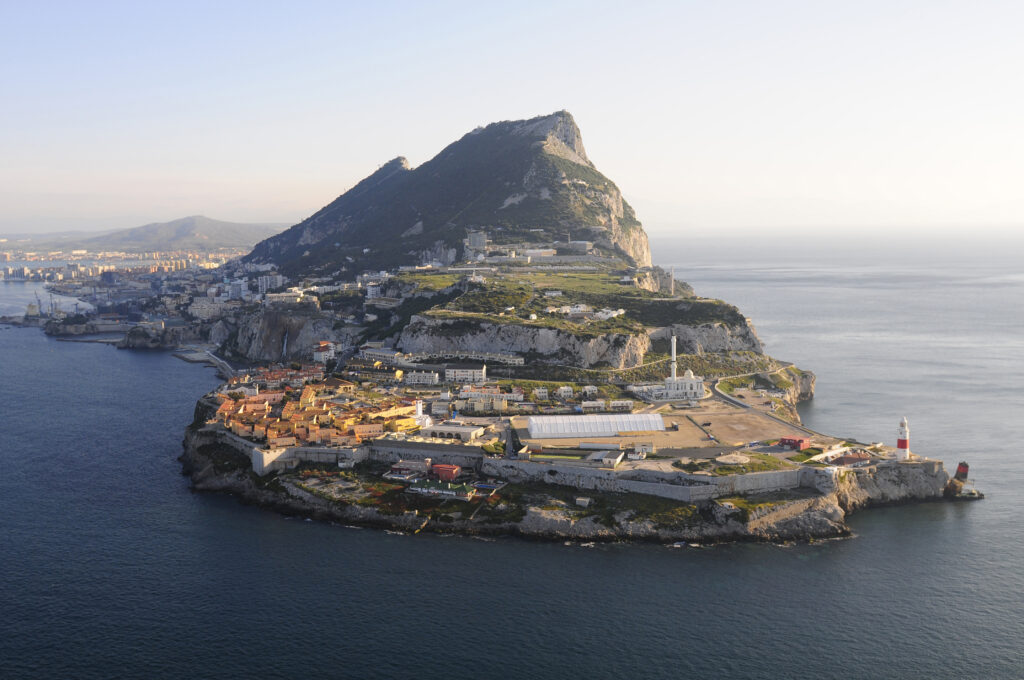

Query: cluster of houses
227;364;327;390
215;363;517;452
215;374;433;449
529;384;634;411
426;383;635;416
456;385;524;412
338;355;488;387
542;302;626;322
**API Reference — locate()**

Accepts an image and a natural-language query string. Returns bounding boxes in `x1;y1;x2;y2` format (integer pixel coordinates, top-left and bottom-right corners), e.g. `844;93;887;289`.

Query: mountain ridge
6;216;287;252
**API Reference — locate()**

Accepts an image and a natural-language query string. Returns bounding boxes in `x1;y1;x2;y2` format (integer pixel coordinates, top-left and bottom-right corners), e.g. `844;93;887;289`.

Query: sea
2;235;1022;679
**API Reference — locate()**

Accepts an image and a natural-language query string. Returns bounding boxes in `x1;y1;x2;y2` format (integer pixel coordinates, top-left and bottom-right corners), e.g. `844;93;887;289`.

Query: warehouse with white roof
526;414;665;439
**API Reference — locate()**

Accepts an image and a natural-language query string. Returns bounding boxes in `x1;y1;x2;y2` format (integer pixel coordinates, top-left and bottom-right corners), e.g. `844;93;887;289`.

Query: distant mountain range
4;216;288;252
246;110;652;276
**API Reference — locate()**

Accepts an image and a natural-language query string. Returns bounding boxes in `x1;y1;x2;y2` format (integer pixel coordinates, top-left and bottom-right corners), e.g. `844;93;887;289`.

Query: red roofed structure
779;437;811;451
431;464;461;482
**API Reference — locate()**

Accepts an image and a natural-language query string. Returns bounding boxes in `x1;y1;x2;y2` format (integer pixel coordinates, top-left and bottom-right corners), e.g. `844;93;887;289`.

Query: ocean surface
2;238;1023;679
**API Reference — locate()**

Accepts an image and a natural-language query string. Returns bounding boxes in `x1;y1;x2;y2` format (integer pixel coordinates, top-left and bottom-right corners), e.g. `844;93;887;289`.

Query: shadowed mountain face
246;111;652;276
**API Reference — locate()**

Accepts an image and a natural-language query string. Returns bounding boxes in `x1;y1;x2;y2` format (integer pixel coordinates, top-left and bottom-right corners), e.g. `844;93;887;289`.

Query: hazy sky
2;1;1021;237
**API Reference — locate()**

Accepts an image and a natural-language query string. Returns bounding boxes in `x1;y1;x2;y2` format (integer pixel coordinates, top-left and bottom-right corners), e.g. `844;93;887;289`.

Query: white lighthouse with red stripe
896;416;911;461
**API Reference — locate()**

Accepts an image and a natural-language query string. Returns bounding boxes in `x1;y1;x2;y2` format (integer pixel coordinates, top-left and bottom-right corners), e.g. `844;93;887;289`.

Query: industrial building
421;421;487;442
525;413;665;439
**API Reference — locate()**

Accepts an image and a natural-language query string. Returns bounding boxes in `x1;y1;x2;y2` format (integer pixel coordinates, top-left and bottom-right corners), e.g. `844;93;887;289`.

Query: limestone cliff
215;309;361;362
791;370;816;402
829;461;949;509
397;314;650;368
649;320;764;354
634;267;695;296
395;308;765;369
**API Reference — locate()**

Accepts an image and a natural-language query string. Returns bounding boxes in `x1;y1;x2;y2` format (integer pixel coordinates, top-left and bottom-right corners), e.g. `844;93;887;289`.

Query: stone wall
708;469;804;495
368;441;485;469
481;458;722;502
616;479;717;503
194;428;368;475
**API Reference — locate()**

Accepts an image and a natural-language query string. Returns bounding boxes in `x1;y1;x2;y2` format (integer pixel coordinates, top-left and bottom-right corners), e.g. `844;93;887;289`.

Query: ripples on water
2;236;1023;679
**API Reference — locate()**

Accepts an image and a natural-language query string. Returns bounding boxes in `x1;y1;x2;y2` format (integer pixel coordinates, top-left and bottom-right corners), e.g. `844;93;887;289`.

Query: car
702;422;712;427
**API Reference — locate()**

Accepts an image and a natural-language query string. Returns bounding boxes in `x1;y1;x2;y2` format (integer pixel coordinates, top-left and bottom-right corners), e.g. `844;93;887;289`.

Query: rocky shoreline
180;426;952;545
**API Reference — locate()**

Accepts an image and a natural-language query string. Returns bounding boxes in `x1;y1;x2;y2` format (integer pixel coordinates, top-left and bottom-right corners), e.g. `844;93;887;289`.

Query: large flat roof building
526;413;665;439
421;421;487;442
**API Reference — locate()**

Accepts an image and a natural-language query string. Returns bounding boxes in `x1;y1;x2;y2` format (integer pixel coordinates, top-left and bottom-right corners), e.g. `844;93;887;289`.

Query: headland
3;111;981;544
178;354;972;545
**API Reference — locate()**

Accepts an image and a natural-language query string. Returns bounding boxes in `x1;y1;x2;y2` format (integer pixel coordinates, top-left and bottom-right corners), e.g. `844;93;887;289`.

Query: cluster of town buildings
215;367;435;449
1;247;238;282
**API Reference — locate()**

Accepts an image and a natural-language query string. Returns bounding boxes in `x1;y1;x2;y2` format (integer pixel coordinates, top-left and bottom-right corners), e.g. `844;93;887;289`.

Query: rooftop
526;413;665;439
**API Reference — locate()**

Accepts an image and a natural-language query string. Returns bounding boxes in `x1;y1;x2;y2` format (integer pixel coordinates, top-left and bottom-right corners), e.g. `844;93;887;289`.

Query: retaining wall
480;459;720;502
368;441;485;469
198;426;820;502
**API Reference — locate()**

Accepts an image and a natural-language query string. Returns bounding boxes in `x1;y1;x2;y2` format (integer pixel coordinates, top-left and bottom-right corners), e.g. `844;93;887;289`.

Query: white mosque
628;336;706;402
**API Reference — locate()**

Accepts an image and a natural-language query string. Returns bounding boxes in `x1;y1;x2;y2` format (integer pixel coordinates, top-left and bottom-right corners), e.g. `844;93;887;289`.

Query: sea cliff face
830;461;949;509
116;325;202;349
793;371;816;402
763;367;816;422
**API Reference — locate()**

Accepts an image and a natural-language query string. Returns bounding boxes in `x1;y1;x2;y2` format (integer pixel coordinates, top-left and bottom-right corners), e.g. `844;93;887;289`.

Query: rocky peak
510;110;592;167
346;156;411;195
245;110;653;274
